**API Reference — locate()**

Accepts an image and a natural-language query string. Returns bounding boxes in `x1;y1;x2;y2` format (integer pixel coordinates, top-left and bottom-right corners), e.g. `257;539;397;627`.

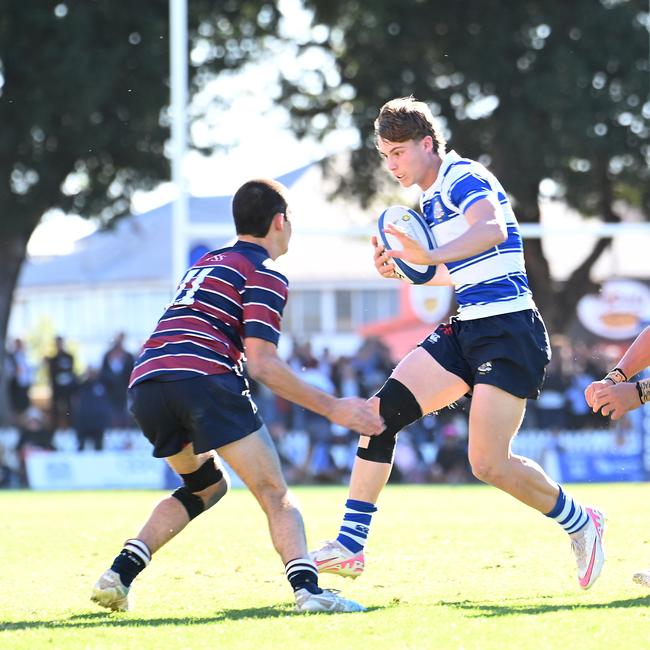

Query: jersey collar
422;149;461;198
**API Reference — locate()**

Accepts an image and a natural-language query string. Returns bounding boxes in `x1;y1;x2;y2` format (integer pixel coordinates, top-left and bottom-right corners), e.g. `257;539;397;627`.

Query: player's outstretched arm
586;382;643;421
245;337;384;436
615;326;650;380
585;326;650;417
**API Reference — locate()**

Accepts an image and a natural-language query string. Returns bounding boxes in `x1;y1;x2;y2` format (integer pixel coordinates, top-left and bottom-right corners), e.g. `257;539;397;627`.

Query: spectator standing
73;367;113;451
298;359;337;482
6;338;32;417
46;336;77;431
100;333;135;428
15;407;55;486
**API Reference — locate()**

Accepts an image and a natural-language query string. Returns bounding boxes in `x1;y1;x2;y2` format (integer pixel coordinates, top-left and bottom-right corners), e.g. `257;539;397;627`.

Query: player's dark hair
232;179;289;237
374;96;446;154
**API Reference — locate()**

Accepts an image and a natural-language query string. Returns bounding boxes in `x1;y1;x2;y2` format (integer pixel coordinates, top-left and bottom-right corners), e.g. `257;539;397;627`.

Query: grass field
1;483;649;649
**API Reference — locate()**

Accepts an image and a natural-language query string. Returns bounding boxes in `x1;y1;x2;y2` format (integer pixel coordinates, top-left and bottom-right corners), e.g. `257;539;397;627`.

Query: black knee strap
181;458;223;492
357;378;422;464
172;487;205;520
172;458;224;520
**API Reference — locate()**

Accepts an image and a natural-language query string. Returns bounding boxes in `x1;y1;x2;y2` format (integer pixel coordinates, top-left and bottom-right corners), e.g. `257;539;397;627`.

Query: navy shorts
127;373;263;458
419;309;551;399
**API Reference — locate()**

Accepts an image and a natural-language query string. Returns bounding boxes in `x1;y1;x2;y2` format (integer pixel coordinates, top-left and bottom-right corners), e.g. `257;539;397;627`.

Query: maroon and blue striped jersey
129;241;288;387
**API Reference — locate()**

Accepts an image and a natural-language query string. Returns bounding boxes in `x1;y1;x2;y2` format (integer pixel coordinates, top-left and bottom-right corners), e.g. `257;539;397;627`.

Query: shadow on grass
1;604;384;631
439;595;650;617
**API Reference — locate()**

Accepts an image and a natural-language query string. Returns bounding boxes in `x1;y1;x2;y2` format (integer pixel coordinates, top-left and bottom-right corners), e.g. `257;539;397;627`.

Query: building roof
18;162;384;289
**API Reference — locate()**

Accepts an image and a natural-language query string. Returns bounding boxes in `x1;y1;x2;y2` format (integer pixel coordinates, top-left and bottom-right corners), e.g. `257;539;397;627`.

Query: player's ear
271;211;285;231
419;135;434;153
275;211;290;231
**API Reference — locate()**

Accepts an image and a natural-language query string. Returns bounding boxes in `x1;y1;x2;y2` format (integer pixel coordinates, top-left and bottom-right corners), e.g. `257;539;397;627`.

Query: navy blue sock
285;557;322;594
110;539;151;587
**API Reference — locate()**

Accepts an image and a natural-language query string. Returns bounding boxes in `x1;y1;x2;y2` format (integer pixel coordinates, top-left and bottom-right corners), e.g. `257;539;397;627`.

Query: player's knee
256;480;294;514
172;458;228;520
468;454;506;487
356;378;422;464
201;471;230;509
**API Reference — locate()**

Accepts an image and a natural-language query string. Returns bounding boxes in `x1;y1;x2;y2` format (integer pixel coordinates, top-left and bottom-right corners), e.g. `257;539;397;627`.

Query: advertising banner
557;450;645;483
25;450;166;490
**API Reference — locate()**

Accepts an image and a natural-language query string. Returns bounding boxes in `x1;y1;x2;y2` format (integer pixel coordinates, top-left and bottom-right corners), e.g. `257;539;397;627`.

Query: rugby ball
378;205;437;284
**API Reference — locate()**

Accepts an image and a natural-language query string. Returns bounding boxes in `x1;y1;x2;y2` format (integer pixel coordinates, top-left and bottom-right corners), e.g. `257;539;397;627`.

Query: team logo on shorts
477;361;493;374
427;332;440;344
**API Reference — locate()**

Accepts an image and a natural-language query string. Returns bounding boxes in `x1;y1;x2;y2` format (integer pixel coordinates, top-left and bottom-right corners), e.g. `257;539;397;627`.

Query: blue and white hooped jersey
421;150;535;320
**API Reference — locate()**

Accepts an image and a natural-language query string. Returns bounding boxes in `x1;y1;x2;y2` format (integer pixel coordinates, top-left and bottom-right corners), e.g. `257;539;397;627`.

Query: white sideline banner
25;450;166;490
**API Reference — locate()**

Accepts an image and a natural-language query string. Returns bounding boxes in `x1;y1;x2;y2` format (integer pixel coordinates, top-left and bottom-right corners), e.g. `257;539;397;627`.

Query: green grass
0;483;648;649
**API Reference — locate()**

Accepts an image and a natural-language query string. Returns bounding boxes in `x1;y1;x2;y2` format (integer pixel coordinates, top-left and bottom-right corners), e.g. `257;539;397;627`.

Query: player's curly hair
232;179;289;237
374;96;446;154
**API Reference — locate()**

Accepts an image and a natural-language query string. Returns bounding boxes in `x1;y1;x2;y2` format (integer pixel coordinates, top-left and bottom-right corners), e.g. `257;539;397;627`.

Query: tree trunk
0;232;29;424
516;170;618;335
553;167;618;333
515;190;560;333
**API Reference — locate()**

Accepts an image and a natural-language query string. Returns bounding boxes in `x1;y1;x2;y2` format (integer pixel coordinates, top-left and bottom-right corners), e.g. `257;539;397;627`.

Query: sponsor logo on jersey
428;332;441;344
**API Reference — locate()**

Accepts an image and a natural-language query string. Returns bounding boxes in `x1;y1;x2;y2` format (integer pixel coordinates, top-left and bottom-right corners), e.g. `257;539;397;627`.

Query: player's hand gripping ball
377;205;437;284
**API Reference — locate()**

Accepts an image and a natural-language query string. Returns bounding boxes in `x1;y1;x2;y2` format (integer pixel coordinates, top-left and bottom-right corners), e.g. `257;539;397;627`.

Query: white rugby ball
378;205;437;284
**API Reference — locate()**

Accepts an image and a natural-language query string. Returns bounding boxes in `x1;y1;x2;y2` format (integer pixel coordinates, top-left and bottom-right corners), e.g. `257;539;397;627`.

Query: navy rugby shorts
127;372;263;458
419;309;551;399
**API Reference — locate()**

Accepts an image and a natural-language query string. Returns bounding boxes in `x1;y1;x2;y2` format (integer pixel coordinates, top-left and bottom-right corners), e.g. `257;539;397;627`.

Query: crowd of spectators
3;333;135;486
1;331;625;489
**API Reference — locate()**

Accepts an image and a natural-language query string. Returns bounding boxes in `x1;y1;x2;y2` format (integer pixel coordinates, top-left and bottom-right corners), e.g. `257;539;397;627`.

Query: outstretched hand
329;396;384;436
383;223;434;265
584;379;641;421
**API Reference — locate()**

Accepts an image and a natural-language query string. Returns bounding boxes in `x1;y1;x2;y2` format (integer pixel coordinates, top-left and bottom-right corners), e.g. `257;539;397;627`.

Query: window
302;291;321;334
335;290;353;331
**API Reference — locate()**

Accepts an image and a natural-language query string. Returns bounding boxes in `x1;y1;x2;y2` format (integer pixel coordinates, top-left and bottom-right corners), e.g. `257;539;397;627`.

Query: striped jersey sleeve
446;168;493;213
243;266;289;344
421;151;535;320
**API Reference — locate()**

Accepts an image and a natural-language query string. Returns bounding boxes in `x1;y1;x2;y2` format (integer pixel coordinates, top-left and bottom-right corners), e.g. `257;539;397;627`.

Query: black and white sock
110;538;152;587
285;557;322;595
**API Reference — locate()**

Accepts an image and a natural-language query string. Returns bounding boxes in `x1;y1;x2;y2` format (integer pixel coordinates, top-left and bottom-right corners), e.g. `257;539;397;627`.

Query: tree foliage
279;0;650;332
0;0;282;419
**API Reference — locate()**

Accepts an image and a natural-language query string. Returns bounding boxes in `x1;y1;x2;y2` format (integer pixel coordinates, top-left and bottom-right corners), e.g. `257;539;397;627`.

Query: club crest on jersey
433;199;445;222
477;361;493;374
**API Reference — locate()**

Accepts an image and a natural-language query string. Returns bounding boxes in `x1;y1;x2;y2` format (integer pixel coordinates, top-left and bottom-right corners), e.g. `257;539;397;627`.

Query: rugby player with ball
312;96;606;591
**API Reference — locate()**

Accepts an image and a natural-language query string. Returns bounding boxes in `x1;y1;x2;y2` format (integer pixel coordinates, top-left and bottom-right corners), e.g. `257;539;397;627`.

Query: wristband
604;367;628;384
637;378;650;405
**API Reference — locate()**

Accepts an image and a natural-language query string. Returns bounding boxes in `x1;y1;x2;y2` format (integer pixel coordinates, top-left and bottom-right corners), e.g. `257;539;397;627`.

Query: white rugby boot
294;588;365;613
91;569;131;611
310;539;365;579
570;507;605;590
